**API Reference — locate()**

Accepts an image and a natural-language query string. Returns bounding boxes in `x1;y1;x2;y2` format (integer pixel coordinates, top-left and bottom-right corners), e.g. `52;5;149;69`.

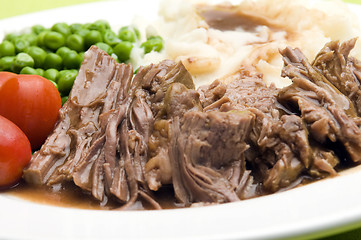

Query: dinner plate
1;0;361;239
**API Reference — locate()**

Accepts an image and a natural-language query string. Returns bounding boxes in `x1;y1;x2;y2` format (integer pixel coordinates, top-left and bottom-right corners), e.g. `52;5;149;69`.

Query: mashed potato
131;0;361;88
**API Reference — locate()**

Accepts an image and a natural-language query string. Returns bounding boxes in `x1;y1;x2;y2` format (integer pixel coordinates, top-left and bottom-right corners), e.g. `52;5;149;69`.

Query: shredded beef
23;39;361;209
24;46;133;186
198;70;310;192
312;38;361;116
279;44;361;163
169;111;254;206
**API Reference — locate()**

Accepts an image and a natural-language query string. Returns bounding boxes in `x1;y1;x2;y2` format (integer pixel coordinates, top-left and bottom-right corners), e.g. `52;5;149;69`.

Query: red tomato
0;74;62;150
0;72;16;88
0;115;32;188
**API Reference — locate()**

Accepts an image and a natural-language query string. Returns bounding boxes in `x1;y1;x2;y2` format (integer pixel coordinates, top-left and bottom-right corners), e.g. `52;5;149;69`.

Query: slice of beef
198;79;227;109
142;63;258;204
279;45;361;163
25;47;203;209
309;145;338;178
168;111;254;206
144;63;203;191
140;60;196;119
144;68;261;203
280;45;358;118
198;70;312;193
23;46;132;186
312;38;361;116
72;60;196;208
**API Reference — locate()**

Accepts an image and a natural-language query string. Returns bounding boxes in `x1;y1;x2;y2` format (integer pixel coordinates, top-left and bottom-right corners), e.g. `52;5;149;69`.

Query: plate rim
1;1;361;239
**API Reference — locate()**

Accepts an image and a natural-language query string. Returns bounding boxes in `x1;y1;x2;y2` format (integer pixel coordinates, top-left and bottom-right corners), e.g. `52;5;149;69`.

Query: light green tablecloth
1;0;361;239
0;0;360;19
0;0;103;19
345;0;361;3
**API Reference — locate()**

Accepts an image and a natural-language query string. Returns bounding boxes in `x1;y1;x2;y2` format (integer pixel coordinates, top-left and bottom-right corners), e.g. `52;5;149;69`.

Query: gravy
197;5;284;32
5;181;179;210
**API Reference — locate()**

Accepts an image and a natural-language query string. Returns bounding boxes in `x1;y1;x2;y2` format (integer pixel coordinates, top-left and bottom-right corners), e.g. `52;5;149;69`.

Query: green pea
83;23;91;29
20;66;38;75
70;69;78;74
49;80;58;89
21;33;37;46
88;20;110;32
70;23;83;33
56;46;72;59
51;22;71;36
79;52;85;61
44;31;65;50
43;53;62;70
118;26;139;43
113;41;133;62
95;42;113;55
56;69;78;82
26;46;47;68
43;68;59;82
103;30;120;47
12;53;34;73
56;69;68;82
57;69;78;95
66;34;84;52
61;96;68;105
37;30;49;47
111;53;118;62
0;56;15;71
141;36;163;54
4;33;18;42
36;68;44;76
134;28;140;40
13;38;30;53
84;30;103;49
0;41;16;57
63;50;82;69
32;25;46;35
75;28;90;38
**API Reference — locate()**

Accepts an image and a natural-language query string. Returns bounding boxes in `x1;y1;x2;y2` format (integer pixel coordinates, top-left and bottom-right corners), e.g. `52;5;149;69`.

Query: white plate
1;1;361;239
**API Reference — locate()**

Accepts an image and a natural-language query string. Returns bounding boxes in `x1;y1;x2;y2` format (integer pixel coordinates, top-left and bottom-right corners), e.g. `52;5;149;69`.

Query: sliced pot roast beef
279;44;361;163
23;46;133;186
23;39;361;209
168;111;254;206
312;38;361;116
198;70;312;193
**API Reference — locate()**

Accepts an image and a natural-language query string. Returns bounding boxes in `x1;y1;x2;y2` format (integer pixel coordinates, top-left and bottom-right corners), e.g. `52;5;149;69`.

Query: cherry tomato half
0;73;62;150
0;115;32;188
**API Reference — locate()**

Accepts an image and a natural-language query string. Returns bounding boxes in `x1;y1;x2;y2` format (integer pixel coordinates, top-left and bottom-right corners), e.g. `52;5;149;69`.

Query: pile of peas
0;20;164;104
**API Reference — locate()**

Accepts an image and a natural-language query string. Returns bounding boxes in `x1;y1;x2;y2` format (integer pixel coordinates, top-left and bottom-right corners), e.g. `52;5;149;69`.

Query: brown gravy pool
5;164;361;210
4;181;179;210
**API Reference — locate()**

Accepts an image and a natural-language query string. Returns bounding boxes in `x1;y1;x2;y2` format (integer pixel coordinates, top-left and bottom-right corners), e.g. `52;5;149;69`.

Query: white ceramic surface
1;1;361;239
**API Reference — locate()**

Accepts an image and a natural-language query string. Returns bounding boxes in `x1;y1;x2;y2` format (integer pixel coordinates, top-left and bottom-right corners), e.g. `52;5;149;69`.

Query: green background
1;0;361;239
0;0;360;19
0;0;102;19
